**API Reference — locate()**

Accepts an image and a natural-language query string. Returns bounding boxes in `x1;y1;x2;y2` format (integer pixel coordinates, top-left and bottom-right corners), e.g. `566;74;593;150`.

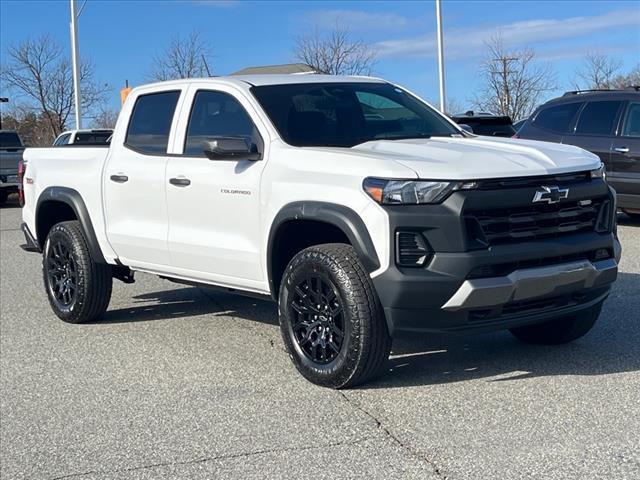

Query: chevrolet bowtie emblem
532;186;569;204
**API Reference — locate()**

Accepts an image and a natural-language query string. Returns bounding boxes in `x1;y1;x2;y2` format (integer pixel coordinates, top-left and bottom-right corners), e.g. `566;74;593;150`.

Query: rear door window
621;102;640;138
574;101;622;136
532;102;583;133
125;90;180;154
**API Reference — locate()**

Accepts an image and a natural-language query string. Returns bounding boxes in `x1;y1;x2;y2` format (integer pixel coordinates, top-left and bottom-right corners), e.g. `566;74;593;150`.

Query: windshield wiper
377;133;432;141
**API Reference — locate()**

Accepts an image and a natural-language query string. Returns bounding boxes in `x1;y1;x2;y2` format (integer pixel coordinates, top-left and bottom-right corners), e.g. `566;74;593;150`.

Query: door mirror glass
203;137;261;161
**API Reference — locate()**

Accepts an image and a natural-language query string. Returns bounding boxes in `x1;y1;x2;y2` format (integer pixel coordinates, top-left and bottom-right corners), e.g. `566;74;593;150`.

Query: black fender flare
267;201;380;295
36;186;107;264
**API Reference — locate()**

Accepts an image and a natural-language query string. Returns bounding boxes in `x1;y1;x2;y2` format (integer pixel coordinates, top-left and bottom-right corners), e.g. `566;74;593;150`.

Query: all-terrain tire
509;301;603;345
279;243;392;389
43;221;112;323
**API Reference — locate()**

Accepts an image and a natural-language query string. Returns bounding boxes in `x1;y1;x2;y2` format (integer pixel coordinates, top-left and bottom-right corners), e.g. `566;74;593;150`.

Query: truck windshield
0;132;23;148
251;82;459;147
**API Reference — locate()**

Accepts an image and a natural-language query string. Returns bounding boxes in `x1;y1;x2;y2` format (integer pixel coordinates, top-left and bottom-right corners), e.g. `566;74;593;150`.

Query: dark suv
517;87;640;218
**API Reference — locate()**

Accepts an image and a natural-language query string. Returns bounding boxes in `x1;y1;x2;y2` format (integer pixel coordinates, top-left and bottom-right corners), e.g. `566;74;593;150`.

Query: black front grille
467;197;609;245
474;171;591;190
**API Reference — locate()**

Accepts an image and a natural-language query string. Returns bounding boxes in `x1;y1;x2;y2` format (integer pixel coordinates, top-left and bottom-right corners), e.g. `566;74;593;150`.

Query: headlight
590;163;606;180
363;178;477;205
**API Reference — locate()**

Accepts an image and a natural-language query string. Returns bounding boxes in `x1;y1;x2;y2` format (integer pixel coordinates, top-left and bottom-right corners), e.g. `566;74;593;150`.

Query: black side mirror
458;124;474;134
203;137;262;161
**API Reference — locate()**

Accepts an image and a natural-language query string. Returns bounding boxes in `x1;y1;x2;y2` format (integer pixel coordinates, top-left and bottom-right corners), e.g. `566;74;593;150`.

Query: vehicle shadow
0;194;20;209
617;211;640;227
98;286;278;326
98;272;639;390
363;271;640;389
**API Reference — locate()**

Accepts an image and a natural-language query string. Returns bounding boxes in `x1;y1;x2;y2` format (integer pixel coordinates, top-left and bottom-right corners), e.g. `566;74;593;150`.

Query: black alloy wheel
290;275;345;364
279;243;392;389
45;237;78;309
42;221;112;323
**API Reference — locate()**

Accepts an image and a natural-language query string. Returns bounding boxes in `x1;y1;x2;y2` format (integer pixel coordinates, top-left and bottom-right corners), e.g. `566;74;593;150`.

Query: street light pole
435;0;446;113
70;0;82;129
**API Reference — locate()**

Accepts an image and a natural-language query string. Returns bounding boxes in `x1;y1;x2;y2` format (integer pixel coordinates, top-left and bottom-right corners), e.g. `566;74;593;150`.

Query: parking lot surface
1;198;639;479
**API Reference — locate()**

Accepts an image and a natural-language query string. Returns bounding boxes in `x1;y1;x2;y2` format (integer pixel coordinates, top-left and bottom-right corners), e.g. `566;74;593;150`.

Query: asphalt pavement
1;196;639;479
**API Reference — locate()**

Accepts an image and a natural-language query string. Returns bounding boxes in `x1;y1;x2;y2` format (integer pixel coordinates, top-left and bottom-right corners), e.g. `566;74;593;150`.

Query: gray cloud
306;9;410;31
375;8;640;59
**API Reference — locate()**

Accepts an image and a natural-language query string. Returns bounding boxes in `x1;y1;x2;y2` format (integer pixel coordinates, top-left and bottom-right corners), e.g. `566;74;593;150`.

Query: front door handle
110;174;128;183
613;147;630;154
169;177;191;187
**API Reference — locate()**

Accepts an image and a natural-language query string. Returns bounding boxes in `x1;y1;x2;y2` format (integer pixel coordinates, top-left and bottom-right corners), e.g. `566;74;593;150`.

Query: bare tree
574;53;639;90
1;104;58;146
93;107;119;129
574;52;623;89
473;36;555;121
0;34;108;137
148;31;213;81
610;64;640;89
293;22;377;76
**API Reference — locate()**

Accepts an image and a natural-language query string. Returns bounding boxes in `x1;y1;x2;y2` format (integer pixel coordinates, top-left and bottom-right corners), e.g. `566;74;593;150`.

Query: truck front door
165;85;268;288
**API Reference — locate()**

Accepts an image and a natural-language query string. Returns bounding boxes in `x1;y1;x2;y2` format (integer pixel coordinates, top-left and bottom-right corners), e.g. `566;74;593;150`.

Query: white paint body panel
22;75;601;296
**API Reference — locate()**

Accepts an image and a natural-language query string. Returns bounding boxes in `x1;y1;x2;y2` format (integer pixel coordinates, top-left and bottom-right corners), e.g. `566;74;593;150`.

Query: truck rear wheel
279;243;391;389
43;221;112;323
509;302;603;345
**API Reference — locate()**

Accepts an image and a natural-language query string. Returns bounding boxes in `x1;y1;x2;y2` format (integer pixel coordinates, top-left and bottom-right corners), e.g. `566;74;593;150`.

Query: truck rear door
610;100;640;206
103;89;183;267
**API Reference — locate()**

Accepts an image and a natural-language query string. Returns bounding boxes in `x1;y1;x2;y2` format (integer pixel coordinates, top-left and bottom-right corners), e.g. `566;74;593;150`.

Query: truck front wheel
509;302;603;345
279;243;391;389
43;221;112;323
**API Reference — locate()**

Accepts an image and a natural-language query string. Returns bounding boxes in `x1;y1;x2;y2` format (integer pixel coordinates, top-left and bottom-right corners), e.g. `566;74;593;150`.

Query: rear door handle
613;147;630;154
169;177;191;187
110;174;128;183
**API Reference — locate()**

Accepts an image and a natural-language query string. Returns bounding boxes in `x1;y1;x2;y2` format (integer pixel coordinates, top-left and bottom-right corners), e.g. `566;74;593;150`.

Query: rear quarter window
125;90;181;154
532;102;583;133
621;102;640;137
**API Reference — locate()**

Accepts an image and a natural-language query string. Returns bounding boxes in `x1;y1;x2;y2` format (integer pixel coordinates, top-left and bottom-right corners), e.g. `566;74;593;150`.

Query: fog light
594;248;610;260
396;232;431;267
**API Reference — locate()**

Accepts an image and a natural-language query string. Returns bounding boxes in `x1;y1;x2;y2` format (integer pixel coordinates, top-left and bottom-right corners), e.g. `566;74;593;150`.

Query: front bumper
373;234;620;335
371;175;620;336
441;258;617;311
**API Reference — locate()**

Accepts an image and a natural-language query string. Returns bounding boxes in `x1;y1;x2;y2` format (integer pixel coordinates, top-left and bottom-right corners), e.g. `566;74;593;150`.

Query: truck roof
138;74;387;91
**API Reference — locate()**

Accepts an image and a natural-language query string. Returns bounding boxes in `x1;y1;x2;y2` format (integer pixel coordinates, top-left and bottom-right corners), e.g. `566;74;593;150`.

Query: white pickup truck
21;74;621;388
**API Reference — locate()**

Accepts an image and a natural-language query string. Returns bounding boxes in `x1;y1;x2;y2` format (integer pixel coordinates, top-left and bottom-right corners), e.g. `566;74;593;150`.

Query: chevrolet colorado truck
21;75;621;388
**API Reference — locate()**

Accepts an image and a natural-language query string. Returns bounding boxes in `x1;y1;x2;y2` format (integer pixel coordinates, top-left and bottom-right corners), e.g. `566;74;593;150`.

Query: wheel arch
36;187;106;264
267;202;380;298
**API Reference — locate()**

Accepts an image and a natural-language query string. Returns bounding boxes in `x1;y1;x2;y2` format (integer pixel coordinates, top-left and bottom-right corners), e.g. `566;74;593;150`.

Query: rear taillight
17;160;25;206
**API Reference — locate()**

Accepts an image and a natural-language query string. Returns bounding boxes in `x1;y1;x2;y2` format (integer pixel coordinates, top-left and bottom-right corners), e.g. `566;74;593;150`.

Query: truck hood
349;136;600;180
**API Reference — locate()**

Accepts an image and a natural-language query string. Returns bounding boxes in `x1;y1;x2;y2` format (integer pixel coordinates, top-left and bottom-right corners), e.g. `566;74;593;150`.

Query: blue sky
1;0;639;114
